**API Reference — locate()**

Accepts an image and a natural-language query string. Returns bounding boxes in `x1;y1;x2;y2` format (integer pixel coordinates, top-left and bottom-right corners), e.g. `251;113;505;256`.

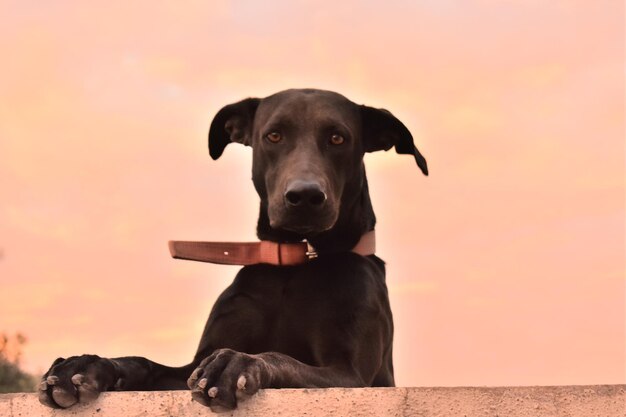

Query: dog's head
209;89;427;239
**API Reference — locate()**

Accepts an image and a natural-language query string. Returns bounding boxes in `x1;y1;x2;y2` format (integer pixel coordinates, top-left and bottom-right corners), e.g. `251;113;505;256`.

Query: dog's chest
233;257;383;325
209;256;387;365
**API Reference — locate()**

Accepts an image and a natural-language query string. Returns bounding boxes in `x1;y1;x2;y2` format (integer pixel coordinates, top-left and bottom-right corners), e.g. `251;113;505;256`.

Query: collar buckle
305;242;318;259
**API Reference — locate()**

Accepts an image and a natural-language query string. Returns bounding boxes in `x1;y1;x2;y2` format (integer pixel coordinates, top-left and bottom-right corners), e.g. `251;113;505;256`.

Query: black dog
38;89;428;412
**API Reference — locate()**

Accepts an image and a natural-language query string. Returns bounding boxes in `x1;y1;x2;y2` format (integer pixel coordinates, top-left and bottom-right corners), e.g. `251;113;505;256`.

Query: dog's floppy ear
360;105;428;175
208;98;260;160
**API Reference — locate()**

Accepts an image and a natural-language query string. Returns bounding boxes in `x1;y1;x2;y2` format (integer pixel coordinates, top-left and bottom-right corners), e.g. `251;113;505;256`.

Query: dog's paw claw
39;381;48;391
237;375;246;390
208;386;219;398
191;367;203;379
187;368;203;389
46;375;59;385
71;374;85;386
197;378;208;390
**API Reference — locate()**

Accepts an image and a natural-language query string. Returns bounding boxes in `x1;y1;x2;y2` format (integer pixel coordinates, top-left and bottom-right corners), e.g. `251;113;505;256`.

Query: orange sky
0;1;624;387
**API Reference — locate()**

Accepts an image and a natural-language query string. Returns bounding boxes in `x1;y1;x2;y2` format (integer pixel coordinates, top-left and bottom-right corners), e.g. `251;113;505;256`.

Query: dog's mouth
268;210;338;237
279;223;333;236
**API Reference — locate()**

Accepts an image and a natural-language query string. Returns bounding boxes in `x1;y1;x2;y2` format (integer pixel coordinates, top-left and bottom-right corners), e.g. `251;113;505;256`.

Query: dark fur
39;89;427;412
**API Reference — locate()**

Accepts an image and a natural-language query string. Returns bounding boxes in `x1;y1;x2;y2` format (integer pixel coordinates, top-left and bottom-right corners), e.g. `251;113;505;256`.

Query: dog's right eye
329;134;345;146
266;132;282;143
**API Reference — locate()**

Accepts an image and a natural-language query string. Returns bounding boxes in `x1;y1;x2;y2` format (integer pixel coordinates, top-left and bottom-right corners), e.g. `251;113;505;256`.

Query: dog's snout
284;180;327;209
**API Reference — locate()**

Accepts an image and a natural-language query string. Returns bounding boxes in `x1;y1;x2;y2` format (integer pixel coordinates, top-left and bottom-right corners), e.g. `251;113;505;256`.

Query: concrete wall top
1;385;624;417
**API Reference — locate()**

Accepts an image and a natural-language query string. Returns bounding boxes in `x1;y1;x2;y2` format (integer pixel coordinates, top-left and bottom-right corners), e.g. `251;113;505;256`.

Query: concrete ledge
1;386;624;416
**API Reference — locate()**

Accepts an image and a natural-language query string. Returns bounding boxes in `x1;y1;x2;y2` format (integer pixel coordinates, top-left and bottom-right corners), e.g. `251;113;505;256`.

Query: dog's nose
284;180;327;209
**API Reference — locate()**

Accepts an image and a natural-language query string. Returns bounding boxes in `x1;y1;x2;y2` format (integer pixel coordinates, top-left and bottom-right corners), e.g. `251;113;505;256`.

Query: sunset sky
0;1;624;387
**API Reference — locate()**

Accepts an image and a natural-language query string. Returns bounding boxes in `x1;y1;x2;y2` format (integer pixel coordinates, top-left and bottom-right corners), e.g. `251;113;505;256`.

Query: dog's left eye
329;134;345;145
266;132;282;143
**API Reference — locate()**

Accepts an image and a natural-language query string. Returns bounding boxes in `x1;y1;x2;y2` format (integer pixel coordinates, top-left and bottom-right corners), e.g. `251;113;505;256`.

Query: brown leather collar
168;231;376;266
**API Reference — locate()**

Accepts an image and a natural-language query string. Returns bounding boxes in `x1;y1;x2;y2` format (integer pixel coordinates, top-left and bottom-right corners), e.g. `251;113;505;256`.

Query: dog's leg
187;348;379;411
188;317;390;412
38;355;197;408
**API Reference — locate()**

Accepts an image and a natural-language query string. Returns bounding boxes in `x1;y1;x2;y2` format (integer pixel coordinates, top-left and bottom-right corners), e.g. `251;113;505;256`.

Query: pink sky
0;1;624;387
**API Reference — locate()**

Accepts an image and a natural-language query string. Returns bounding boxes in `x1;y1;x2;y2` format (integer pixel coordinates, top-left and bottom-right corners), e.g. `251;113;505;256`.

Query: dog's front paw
38;355;119;409
187;348;269;412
